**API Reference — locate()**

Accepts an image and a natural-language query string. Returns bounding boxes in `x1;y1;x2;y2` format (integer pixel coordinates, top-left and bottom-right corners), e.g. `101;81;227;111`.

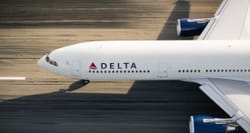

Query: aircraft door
158;63;168;78
71;60;81;78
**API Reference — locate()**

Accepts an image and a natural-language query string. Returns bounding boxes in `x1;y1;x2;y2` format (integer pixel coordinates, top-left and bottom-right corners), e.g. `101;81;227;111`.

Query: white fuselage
38;40;250;82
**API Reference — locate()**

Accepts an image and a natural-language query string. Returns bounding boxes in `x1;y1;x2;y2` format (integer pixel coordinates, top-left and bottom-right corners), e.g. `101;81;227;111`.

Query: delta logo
89;62;97;69
89;62;137;70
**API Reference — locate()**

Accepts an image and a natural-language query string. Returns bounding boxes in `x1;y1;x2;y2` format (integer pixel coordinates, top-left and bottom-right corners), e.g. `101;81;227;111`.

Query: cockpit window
46;56;49;62
45;54;58;67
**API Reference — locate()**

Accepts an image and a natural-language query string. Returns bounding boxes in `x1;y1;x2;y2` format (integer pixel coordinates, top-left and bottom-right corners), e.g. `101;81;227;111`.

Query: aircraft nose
37;55;47;69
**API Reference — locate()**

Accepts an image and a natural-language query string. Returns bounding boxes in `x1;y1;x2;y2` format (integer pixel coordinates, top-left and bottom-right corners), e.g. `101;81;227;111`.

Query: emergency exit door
71;61;81;78
158;63;168;78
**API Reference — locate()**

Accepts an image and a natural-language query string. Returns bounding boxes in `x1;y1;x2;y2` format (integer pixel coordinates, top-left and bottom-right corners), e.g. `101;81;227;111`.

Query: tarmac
0;0;245;133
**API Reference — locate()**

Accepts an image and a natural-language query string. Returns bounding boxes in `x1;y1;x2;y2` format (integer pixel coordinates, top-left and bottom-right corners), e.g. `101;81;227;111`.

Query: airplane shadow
157;0;193;40
0;80;230;133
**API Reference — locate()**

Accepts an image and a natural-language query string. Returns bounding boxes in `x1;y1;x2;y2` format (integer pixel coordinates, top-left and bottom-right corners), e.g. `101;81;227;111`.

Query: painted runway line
0;77;26;80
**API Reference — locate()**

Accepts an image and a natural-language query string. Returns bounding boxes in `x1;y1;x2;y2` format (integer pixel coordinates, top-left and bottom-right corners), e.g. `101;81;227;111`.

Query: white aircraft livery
38;0;250;133
38;40;250;82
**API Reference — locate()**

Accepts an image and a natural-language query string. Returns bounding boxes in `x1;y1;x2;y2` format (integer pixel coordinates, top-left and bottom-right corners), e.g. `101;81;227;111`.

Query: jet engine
189;115;237;133
177;18;210;36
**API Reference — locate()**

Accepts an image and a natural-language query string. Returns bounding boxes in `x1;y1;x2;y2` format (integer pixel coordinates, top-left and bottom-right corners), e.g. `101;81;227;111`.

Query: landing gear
82;80;90;85
59;80;90;92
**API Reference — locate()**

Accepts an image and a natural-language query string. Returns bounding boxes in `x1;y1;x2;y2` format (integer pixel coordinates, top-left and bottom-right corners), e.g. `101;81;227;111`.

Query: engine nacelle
177;18;210;36
189;115;236;133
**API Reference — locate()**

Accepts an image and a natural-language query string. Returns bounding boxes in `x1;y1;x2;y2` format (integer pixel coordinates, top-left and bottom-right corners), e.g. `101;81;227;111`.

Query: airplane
38;0;250;133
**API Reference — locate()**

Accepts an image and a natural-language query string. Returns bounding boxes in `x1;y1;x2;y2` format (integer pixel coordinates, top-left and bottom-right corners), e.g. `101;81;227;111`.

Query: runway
0;0;244;133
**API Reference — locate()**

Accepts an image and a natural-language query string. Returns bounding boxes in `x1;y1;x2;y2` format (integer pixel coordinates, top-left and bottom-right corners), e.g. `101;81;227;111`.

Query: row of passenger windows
178;69;250;73
178;69;201;73
89;70;150;74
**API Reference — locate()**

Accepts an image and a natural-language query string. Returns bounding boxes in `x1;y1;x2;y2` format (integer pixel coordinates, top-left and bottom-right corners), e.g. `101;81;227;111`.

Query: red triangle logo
89;62;97;69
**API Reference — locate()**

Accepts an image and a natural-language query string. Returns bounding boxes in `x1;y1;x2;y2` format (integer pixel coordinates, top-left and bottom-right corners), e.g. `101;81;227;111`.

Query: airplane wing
191;0;250;131
198;0;250;40
191;78;250;132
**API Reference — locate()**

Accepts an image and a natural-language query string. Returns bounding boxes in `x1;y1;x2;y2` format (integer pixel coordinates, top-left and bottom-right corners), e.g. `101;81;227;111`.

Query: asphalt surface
0;0;245;133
